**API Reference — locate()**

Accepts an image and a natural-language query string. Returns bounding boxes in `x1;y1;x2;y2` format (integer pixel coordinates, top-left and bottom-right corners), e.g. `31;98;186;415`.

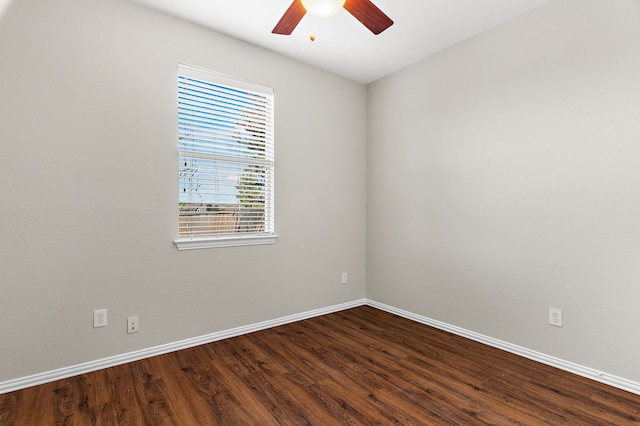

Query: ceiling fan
272;0;393;36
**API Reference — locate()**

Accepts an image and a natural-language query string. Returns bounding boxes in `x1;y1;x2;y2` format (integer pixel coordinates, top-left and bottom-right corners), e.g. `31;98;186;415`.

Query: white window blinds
176;64;275;246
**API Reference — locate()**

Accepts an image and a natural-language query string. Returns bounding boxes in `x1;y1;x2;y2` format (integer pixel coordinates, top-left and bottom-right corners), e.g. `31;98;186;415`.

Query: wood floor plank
1;306;639;425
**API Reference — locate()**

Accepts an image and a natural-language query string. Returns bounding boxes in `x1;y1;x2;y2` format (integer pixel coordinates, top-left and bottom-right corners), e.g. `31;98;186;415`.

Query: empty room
1;0;639;423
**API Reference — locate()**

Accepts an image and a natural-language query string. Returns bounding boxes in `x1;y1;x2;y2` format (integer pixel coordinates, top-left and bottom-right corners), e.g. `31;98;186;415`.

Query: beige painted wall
0;0;366;382
367;0;640;382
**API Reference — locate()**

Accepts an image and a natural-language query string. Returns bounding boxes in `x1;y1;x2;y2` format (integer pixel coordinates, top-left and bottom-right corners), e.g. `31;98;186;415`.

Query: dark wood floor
1;306;639;425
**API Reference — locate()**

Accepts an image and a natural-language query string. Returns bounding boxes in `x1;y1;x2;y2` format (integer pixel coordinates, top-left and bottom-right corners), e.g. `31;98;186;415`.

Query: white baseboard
366;299;640;396
0;299;367;395
2;298;639;397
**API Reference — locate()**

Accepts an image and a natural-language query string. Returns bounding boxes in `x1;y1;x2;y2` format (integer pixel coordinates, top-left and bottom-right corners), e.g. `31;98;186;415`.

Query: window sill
174;234;279;251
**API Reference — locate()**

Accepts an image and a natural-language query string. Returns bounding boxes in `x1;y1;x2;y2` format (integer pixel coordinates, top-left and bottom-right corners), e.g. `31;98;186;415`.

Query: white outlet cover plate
128;316;139;333
94;309;108;328
549;307;563;327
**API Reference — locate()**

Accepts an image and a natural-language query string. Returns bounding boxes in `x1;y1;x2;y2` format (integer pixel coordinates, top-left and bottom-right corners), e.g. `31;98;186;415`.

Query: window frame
173;64;277;250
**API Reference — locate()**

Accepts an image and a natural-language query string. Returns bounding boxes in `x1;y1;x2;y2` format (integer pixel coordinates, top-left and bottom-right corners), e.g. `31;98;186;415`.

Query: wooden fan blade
272;0;307;35
344;0;393;35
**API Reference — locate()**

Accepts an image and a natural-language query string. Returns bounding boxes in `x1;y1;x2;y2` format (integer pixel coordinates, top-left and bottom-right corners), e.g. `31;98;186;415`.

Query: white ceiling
131;0;550;84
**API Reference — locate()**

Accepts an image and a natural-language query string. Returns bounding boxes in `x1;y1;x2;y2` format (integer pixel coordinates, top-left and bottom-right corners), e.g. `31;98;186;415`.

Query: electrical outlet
341;272;348;284
549;307;563;327
127;316;139;334
94;309;108;328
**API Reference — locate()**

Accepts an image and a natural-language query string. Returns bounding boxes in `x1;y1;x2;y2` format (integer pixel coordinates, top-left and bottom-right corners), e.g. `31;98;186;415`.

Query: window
174;64;276;250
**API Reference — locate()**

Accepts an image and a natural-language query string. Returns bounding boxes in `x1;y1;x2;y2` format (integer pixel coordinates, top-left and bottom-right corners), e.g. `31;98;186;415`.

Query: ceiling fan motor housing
301;0;346;17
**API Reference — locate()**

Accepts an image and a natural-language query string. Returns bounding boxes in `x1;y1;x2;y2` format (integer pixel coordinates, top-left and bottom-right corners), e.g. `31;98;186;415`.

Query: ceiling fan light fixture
300;0;346;17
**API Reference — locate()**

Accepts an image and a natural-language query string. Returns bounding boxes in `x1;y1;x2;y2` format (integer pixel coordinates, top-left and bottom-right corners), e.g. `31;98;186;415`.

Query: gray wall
367;0;640;382
0;0;366;382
